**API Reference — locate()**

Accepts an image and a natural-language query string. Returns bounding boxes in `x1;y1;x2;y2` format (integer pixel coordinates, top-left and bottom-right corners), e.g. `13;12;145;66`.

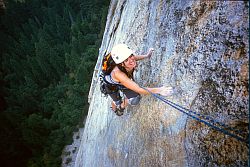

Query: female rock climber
101;44;173;116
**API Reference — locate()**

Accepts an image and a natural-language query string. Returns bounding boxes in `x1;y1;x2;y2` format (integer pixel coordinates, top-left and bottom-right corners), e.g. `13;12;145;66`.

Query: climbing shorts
109;86;141;106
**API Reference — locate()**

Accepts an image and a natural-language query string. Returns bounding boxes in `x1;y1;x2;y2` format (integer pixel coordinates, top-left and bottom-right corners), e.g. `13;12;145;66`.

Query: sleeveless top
104;68;134;86
104;73;121;85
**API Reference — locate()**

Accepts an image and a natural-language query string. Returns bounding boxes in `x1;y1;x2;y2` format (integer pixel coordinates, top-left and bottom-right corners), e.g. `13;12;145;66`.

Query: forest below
0;0;109;166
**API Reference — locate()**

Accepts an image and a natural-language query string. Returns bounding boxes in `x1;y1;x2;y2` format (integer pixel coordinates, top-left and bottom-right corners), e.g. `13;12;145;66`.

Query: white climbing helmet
111;44;133;64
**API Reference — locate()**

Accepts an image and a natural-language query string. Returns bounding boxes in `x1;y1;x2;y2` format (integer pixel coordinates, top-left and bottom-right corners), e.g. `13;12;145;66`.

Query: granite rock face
74;0;249;167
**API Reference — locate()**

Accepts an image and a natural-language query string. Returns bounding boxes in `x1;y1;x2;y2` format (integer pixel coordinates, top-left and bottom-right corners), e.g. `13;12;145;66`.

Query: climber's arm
134;48;154;61
134;54;149;61
113;70;172;96
113;71;151;95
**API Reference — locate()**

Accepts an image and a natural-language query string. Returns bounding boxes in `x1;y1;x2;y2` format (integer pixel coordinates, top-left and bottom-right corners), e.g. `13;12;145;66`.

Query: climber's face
123;54;136;70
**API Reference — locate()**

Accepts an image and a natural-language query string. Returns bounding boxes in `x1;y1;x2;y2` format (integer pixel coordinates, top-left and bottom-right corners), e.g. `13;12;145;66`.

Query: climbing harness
142;87;249;144
100;73;119;96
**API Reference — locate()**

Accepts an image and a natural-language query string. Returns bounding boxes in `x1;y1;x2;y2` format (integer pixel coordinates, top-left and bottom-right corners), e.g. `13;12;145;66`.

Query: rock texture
74;0;249;167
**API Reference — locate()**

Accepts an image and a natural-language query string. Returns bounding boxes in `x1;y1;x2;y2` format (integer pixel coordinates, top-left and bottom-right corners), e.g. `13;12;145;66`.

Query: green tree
0;0;110;166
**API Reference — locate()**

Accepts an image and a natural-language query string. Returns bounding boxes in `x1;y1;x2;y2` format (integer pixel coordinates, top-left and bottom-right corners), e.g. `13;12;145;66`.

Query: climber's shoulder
112;67;129;82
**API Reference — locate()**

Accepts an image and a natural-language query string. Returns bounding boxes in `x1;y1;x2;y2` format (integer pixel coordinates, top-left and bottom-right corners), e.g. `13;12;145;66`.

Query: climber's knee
128;95;141;106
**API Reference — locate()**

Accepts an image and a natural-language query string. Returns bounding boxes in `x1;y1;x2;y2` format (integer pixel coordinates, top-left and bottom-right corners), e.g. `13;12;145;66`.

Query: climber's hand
158;86;173;96
146;48;154;58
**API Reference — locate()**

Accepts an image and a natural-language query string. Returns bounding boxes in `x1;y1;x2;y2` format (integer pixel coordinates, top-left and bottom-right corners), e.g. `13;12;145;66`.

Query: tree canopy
0;0;110;166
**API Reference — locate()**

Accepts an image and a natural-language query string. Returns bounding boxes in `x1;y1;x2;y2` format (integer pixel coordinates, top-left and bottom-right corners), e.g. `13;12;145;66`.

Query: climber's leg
122;88;141;106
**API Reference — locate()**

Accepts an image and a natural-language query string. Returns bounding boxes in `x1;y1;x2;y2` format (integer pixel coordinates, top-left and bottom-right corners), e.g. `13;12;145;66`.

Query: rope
142;87;249;144
161;96;244;136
